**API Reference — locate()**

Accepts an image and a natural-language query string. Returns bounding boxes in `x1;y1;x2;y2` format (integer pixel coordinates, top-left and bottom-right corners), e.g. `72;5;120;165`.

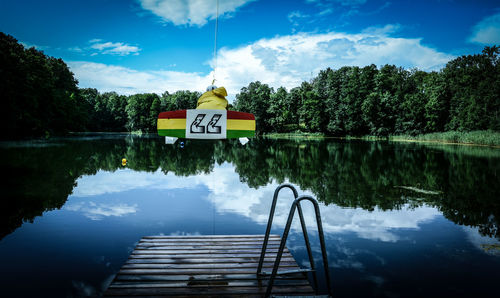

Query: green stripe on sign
158;129;186;138
159;129;254;138
227;130;255;138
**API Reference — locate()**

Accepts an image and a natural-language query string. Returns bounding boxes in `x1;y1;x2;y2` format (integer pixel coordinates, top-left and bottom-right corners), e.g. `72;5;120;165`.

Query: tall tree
444;46;500;131
267;87;289;132
126;93;159;132
424;71;450;132
0;32;83;138
297;82;325;132
234;81;273;133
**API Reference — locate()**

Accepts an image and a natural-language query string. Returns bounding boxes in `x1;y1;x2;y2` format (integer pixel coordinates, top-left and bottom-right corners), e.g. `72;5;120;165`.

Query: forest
1;31;499;139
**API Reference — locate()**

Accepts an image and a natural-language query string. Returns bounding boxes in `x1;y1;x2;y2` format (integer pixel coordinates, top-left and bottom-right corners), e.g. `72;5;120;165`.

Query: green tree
297;82;325;132
0;32;83;138
444;46;500;131
398;70;428;135
126;93;159;132
424;72;450;132
267;87;289;132
234;81;273;133
150;96;162;129
313;68;342;135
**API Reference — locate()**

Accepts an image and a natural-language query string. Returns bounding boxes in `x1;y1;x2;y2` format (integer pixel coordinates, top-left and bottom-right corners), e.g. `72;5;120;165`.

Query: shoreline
264;131;500;148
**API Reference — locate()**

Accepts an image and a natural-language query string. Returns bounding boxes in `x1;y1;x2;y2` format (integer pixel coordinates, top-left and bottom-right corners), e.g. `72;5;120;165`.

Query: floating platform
104;235;315;297
157;109;255;139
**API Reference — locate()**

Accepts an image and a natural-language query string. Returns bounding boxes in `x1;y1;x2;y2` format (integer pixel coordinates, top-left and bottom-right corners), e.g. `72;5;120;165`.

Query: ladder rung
259;268;314;276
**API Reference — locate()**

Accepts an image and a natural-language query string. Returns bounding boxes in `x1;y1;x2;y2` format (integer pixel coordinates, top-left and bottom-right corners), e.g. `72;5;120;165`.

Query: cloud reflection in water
64;201;138;220
70;163;440;241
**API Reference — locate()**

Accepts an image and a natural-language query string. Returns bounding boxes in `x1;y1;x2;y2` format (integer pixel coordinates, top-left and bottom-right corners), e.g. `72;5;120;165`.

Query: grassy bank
389;131;500;147
264;130;500;147
264;132;326;139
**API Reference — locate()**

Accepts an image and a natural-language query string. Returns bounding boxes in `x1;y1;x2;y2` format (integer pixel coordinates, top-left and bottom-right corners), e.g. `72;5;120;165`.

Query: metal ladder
257;183;333;297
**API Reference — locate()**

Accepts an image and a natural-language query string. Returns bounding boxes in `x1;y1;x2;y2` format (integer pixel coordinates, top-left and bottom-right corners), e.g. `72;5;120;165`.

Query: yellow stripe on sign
227;119;255;131
157;118;186;130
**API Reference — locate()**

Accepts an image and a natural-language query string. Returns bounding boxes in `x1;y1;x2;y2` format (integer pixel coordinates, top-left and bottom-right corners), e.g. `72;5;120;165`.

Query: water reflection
1;135;499;297
64;200;138;220
1;135;499;240
70;167;442;242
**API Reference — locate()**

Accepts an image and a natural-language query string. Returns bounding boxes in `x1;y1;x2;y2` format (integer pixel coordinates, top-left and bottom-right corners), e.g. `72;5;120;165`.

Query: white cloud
211;30;453;93
68;61;206;95
89;39;141;56
469;12;500;45
288;10;310;24
69;29;453;99
306;0;366;6
139;0;256;26
70;164;441;241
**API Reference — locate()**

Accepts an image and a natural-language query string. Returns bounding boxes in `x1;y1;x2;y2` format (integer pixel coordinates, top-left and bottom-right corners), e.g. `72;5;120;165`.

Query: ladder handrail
257;184;316;283
265;195;332;297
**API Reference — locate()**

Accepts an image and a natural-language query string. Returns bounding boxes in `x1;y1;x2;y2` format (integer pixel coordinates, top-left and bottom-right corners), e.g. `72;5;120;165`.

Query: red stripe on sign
158;110;186;119
227;111;255;120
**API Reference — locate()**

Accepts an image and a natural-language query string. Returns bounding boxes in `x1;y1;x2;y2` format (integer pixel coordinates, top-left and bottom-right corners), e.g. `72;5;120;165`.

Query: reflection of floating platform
104;235;314;297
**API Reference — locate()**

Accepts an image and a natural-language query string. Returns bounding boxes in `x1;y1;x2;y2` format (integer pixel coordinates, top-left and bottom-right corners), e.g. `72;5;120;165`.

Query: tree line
235;47;499;135
1;31;498;139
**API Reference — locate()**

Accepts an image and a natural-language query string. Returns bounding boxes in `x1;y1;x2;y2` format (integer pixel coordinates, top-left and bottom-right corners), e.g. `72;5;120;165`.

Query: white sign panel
185;109;227;139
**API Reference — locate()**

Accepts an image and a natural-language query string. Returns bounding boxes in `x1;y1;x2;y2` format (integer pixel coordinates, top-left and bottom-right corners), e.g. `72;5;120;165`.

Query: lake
1;135;499;297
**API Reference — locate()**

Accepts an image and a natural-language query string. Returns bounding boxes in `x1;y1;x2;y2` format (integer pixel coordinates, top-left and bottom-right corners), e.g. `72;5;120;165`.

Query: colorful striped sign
157;110;255;139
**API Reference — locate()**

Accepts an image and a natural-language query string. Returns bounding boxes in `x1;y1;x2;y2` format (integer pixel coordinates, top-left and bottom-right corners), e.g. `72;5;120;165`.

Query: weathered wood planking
105;235;314;297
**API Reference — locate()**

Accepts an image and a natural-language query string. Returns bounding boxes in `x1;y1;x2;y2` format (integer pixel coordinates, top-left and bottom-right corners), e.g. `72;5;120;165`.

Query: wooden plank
118;267;299;275
105;235;314;297
135;245;280;250
139;238;281;242
129;253;288;259
108;280;311;288
105;285;314;296
131;248;290;254
142;235;281;239
120;262;300;270
126;257;296;264
137;242;281;247
138;239;280;246
114;273;310;282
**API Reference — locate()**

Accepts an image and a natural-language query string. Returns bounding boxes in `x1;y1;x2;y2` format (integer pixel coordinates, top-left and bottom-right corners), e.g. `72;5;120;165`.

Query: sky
1;0;499;100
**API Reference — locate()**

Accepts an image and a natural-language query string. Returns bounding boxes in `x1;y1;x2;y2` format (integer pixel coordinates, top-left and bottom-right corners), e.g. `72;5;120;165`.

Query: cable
212;0;219;85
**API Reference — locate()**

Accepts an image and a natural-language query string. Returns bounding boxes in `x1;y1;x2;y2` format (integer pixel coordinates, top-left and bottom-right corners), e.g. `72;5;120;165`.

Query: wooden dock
104;235;315;297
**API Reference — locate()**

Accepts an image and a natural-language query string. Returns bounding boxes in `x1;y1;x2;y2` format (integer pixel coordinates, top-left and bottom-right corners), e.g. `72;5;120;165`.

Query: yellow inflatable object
197;86;228;110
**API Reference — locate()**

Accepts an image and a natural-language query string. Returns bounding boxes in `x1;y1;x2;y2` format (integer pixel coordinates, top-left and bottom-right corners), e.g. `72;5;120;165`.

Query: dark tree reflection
1;135;498;240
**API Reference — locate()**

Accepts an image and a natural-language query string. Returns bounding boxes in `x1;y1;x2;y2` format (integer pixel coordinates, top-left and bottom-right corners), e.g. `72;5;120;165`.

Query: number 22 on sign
185;110;227;139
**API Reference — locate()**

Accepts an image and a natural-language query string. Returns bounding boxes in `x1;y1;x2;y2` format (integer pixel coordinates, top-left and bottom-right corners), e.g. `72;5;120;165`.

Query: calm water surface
1;135;499;297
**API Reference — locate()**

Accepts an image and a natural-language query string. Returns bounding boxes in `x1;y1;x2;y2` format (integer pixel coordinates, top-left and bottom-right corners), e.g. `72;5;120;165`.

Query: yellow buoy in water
122;158;127;166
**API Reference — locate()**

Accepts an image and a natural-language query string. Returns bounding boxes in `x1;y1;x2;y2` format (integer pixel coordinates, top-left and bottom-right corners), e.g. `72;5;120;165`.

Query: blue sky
1;0;499;99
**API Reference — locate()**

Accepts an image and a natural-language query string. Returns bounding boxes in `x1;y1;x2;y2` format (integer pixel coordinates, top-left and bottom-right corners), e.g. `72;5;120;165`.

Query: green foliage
0;32;85;138
297;82;325;132
2;30;498;138
161;90;199;111
234;81;273;133
444;46;500;131
267;87;288;132
126;93;160;132
240;47;498;137
424;72;449;132
391;130;500;146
